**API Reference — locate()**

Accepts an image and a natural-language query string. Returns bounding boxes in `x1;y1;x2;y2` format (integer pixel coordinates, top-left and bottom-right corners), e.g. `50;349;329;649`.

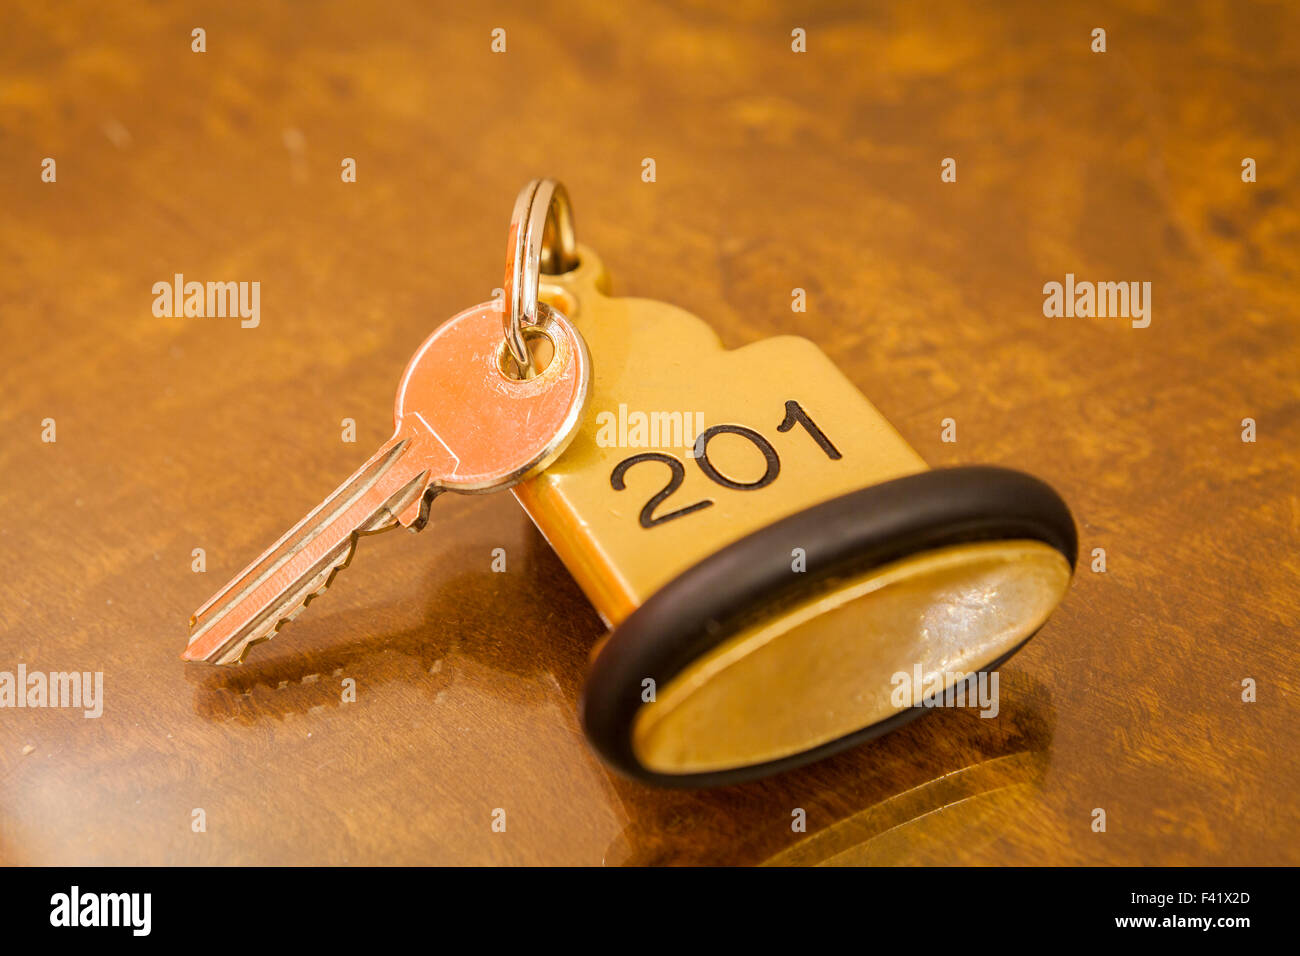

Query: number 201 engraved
609;400;842;529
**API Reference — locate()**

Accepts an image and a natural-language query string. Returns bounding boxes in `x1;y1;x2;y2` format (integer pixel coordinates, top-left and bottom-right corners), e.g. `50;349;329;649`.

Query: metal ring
503;179;578;373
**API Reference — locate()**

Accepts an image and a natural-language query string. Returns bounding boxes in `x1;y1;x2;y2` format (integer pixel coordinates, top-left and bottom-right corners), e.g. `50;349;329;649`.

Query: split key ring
502;179;579;376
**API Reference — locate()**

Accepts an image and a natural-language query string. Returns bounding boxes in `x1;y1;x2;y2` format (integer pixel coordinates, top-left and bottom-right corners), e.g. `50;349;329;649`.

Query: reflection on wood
763;753;1045;866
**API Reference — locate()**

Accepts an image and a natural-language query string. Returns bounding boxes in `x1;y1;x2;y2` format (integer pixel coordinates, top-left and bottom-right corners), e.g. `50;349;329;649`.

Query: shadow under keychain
186;179;1076;790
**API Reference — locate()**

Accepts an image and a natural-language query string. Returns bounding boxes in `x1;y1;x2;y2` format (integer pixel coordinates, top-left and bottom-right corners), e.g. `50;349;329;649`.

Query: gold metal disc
632;539;1073;775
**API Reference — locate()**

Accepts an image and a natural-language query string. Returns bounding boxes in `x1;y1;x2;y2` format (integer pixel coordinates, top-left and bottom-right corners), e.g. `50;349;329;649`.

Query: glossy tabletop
0;0;1296;865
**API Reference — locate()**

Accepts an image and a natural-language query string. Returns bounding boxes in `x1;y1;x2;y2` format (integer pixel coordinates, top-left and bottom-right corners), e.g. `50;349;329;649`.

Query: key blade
184;436;444;665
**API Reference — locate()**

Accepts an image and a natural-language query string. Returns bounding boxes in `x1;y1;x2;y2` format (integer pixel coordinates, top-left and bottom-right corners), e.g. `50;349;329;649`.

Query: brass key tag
513;181;1077;787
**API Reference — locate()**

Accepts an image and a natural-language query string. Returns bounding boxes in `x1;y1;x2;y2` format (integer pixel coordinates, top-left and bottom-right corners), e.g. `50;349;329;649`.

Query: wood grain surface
1;1;1297;865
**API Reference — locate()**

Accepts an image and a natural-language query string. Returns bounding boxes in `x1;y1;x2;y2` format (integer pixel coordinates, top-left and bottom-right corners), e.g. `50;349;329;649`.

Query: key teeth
187;451;431;666
227;579;328;664
407;486;441;532
197;528;365;665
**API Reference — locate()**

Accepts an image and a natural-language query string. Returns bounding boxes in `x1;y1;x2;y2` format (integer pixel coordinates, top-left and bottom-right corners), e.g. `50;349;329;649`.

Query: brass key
184;300;590;665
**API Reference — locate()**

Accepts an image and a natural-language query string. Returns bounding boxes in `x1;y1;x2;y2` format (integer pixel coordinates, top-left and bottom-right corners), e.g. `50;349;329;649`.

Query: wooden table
1;1;1296;865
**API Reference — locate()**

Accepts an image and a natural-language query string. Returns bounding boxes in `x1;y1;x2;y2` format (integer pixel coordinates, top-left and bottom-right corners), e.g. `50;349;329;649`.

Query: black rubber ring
580;465;1077;788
